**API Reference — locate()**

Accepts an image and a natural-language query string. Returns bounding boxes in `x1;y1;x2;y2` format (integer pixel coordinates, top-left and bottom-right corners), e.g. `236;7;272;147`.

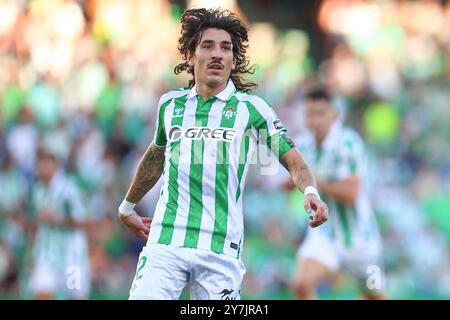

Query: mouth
208;63;224;71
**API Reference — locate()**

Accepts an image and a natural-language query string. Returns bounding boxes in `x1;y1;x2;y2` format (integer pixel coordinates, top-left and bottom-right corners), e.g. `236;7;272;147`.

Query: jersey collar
187;80;236;102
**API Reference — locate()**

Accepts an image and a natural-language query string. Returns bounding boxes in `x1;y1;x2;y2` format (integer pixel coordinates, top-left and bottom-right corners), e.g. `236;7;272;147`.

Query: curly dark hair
174;8;257;92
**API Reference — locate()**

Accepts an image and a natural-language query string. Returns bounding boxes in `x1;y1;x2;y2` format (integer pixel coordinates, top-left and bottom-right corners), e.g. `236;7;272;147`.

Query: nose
211;46;223;59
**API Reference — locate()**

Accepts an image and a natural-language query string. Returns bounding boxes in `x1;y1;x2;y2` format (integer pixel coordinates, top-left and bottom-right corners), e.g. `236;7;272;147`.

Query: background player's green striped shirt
295;123;381;248
148;80;294;258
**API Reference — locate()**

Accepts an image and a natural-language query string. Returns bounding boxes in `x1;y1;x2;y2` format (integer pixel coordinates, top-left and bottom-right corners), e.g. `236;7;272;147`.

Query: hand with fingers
304;194;328;228
119;211;152;240
118;200;152;240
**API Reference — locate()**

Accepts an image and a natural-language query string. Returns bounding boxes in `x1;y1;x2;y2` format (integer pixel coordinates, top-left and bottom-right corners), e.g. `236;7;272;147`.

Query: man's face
304;99;338;142
37;155;58;183
189;28;236;88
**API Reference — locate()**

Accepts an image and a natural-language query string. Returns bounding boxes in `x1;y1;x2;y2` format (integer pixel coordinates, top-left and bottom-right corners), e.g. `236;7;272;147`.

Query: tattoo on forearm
294;163;315;191
126;143;165;203
282;153;315;192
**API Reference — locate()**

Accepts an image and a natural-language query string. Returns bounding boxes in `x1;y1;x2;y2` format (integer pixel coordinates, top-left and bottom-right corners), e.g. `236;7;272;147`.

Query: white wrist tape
119;199;135;217
304;186;321;200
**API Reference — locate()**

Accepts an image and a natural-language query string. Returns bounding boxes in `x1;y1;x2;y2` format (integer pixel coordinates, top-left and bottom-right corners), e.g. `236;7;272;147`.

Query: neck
43;174;55;185
315;136;325;147
315;131;329;146
196;81;227;101
315;122;337;146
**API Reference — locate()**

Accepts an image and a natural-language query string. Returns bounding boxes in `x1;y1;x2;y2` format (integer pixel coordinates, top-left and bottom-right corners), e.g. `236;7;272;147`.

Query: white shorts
298;229;385;293
29;261;91;299
129;243;246;300
30;231;91;299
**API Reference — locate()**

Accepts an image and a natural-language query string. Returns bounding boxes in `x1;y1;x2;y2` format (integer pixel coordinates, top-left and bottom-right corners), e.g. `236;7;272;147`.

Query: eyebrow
200;40;232;45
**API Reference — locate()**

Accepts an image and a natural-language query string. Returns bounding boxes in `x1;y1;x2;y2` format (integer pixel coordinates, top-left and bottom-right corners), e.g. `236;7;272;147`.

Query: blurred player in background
117;8;328;300
0;150;28;294
29;145;91;299
285;88;386;300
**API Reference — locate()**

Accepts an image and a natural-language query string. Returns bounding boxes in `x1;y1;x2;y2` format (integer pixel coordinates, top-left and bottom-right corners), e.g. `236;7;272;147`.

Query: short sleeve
153;97;169;147
247;97;295;158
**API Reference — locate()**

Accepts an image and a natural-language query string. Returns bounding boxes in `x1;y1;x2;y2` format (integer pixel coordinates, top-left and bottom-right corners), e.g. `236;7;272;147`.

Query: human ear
187;52;194;67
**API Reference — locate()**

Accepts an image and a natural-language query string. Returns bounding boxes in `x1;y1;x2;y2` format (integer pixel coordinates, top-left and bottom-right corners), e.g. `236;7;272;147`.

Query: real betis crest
223;106;236;119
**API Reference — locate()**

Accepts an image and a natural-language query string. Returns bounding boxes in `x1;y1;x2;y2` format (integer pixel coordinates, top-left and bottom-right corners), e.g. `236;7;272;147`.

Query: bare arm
37;209;84;229
125;143;165;203
119;143;164;240
316;176;360;207
280;148;328;228
282;168;361;206
280;148;316;193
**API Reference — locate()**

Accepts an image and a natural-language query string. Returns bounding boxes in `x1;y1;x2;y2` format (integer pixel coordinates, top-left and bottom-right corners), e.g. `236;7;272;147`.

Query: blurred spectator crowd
1;0;450;299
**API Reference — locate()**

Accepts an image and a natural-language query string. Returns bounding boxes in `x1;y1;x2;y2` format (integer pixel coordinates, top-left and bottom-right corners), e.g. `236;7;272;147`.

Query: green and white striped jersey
148;80;294;258
296;123;381;248
32;171;89;269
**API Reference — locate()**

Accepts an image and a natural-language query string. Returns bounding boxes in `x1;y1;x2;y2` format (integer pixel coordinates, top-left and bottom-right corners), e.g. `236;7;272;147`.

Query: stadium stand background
1;0;450;299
